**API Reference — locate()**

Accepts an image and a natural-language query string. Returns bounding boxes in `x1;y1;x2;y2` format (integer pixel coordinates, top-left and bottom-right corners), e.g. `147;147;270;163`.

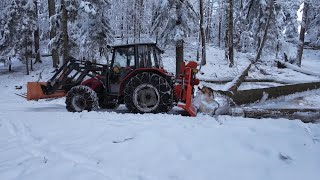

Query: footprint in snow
279;153;293;164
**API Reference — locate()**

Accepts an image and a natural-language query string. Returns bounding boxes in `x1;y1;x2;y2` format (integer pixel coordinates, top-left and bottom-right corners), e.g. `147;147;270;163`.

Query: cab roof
108;43;164;53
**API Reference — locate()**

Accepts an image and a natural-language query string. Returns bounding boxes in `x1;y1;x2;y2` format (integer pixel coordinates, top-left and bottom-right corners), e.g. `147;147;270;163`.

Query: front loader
25;43;200;116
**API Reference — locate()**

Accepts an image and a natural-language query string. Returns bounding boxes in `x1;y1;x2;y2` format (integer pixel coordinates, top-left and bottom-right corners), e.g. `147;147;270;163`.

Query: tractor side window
155;49;163;68
138;45;148;68
127;47;135;67
138;45;159;68
149;47;157;68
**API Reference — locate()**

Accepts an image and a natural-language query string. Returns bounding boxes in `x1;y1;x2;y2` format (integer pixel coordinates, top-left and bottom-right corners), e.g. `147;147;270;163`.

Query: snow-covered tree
49;0;113;62
306;0;320;47
0;0;37;62
70;0;113;60
283;1;300;42
151;0;198;46
150;0;198;76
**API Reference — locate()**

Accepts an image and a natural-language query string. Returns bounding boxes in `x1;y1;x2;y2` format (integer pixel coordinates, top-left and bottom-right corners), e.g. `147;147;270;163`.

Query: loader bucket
27;82;66;101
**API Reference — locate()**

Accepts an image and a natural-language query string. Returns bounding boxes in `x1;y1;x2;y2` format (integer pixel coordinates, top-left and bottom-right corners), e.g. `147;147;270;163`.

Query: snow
80;1;97;15
0;112;320;180
1;46;320;180
280;61;320;77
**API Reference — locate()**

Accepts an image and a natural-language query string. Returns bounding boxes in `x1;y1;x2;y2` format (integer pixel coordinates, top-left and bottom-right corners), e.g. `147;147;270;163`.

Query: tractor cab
107;43;165;94
109;43;163;69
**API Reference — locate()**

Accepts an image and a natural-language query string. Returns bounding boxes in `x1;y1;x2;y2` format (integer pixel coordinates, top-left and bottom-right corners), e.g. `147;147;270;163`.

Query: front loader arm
27;59;107;101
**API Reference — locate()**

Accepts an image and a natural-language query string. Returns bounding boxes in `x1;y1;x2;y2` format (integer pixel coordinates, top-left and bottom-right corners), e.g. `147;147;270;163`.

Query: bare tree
176;0;184;78
34;0;41;63
218;0;223;47
25;38;29;75
296;1;309;67
256;0;274;61
48;0;59;68
226;0;234;67
205;0;214;43
199;0;207;65
61;0;69;64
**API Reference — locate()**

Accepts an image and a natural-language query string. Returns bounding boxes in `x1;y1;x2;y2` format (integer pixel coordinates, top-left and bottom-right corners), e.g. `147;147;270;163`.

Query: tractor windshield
113;47;135;68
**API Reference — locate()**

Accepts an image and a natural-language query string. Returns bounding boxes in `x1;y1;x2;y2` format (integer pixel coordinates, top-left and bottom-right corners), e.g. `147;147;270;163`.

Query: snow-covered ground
1;112;320;180
0;47;320;180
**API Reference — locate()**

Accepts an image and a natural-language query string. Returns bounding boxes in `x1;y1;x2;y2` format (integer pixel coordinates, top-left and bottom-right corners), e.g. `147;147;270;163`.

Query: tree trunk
34;0;41;64
61;0;69;64
176;40;184;78
197;32;201;62
234;108;320;123
133;0;143;43
218;0;222;47
30;58;33;71
227;0;234;67
296;1;309;67
206;0;214;42
227;63;252;92
175;0;184;78
8;57;12;72
25;38;29;75
224;0;229;61
218;16;221;47
227;81;320;105
255;0;273;62
139;0;144;42
199;0;207;65
48;0;59;68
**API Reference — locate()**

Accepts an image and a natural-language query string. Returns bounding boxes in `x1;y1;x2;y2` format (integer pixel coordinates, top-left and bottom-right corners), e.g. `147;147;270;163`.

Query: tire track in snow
2;118;111;179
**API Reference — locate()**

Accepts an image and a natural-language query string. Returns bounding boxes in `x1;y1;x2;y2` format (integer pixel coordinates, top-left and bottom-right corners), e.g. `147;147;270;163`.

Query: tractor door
109;46;135;94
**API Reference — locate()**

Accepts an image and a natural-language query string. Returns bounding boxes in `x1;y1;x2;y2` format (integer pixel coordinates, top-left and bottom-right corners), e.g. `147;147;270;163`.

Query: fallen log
42;54;52;57
200;77;291;84
220;81;320;105
225;63;252;92
277;61;320;77
231;107;320;123
304;46;320;50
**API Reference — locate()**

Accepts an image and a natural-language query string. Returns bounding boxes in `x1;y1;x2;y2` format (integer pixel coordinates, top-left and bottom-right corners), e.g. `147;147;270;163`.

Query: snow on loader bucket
26;82;66;101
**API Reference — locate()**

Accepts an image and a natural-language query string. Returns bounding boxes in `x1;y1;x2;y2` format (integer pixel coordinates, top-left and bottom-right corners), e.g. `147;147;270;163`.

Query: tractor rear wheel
66;85;99;112
124;72;173;113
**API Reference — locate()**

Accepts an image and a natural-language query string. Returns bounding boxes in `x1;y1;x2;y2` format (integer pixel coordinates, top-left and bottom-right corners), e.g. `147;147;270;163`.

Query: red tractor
26;43;199;116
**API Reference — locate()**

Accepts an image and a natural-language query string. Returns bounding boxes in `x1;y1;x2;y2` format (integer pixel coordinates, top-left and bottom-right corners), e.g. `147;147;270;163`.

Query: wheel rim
72;95;87;112
133;84;160;113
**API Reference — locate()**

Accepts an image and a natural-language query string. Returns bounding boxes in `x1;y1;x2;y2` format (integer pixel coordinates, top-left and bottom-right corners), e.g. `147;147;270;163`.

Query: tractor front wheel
66;85;99;112
124;72;173;114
